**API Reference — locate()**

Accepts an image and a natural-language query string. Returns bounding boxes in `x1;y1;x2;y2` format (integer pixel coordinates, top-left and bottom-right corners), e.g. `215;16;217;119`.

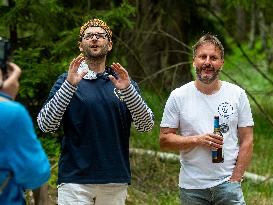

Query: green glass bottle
212;116;224;163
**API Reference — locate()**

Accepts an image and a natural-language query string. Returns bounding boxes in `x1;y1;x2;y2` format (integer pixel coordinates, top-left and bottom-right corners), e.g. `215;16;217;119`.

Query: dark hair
192;34;224;59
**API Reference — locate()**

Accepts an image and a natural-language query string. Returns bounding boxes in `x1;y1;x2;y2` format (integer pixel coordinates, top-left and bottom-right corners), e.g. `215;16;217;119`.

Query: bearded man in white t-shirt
160;34;254;205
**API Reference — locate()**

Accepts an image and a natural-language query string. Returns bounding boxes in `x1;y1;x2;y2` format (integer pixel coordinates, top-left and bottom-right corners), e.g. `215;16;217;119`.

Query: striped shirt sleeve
37;80;77;133
119;84;154;132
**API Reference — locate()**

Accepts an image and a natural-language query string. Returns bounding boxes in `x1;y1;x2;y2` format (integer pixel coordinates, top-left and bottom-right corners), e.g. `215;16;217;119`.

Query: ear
79;43;83;52
107;40;113;52
192;62;196;68
220;59;224;67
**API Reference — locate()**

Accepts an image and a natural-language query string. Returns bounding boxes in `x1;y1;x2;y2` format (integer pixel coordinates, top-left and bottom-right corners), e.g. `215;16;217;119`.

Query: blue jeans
180;181;246;205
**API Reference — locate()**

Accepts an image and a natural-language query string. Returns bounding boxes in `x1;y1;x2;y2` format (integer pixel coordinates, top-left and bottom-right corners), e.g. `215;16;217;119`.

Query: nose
204;56;211;66
91;35;98;41
205;56;210;63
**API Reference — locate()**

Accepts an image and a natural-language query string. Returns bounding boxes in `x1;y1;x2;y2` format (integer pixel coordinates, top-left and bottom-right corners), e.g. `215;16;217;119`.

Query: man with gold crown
37;18;154;205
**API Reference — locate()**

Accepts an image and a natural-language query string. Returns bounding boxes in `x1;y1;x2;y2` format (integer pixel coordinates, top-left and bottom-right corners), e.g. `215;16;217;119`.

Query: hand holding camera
0;62;22;99
0;37;21;99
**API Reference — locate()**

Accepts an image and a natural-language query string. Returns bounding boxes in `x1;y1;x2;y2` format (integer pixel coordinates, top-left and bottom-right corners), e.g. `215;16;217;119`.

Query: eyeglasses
82;33;108;40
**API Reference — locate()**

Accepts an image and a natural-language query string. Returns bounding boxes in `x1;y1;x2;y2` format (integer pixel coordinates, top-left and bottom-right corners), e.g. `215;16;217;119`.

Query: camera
0;36;11;78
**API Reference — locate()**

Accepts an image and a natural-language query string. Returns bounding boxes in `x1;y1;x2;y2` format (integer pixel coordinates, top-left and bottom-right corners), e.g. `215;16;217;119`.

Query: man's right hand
66;54;88;86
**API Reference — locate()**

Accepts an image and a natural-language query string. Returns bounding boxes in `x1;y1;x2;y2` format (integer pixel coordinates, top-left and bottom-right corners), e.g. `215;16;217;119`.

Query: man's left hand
109;63;131;90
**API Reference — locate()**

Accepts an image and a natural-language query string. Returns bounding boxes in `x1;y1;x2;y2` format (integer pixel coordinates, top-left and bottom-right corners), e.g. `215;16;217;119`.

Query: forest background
1;0;273;204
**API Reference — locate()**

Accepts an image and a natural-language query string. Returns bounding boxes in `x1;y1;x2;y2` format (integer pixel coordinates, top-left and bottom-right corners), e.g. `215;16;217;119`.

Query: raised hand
0;62;22;99
67;54;88;86
109;63;131;90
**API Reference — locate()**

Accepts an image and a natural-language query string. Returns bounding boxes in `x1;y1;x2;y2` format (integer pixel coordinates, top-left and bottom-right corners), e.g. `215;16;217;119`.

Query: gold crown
79;18;112;39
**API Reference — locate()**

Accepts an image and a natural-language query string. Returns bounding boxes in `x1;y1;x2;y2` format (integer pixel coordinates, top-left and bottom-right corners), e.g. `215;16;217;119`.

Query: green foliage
1;0;273;203
222;0;252;10
11;47;68;117
224;0;273;11
221;37;273;115
103;1;136;30
130;87;168;151
39;136;60;187
0;0;137;118
1;0;64;41
50;28;80;59
39;136;60;160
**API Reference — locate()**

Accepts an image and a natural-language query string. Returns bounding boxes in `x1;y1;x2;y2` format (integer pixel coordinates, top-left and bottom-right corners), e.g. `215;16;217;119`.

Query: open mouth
90;45;99;48
202;67;214;73
203;69;213;73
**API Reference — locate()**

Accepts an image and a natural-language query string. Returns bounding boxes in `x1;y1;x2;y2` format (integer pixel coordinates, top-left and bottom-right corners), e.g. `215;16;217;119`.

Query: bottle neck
214;117;220;129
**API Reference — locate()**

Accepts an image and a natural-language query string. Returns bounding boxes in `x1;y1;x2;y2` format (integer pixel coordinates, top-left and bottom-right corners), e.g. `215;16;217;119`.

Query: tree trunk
86;0;91;11
209;0;221;13
236;6;246;41
248;0;256;49
266;23;273;73
33;184;52;205
8;0;17;49
126;0;193;93
258;11;267;51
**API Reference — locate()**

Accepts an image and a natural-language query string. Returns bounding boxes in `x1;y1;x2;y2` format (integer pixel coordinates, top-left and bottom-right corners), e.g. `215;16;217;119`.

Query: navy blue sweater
46;72;140;184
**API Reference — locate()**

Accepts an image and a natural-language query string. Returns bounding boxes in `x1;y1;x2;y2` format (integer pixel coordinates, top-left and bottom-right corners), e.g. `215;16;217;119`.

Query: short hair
192;34;224;59
78;18;112;42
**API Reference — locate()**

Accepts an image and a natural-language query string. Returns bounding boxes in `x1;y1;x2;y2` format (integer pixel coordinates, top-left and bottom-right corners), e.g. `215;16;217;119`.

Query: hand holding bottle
206;133;223;149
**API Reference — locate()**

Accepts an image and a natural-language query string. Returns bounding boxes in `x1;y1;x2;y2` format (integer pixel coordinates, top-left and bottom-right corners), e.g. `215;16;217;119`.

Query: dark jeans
180;181;246;205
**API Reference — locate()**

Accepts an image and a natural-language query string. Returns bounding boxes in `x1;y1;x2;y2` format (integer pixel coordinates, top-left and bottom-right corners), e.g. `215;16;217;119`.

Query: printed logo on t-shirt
217;102;234;119
218;102;234;134
220;123;229;133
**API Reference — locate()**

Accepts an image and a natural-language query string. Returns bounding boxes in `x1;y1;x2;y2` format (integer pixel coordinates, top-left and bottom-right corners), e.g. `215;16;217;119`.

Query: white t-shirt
160;81;254;189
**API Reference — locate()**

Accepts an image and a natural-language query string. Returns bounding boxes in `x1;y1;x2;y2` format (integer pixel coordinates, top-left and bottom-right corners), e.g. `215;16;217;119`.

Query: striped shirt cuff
119;84;154;132
37;80;77;132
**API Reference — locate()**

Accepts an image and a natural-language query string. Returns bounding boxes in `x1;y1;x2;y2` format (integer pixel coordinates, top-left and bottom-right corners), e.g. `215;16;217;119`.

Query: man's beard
82;44;109;60
194;65;221;84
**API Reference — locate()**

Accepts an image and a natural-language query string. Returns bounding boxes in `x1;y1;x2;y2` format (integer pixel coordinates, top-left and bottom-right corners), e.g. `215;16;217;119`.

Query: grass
128;153;273;205
35;150;273;205
127;153;180;205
